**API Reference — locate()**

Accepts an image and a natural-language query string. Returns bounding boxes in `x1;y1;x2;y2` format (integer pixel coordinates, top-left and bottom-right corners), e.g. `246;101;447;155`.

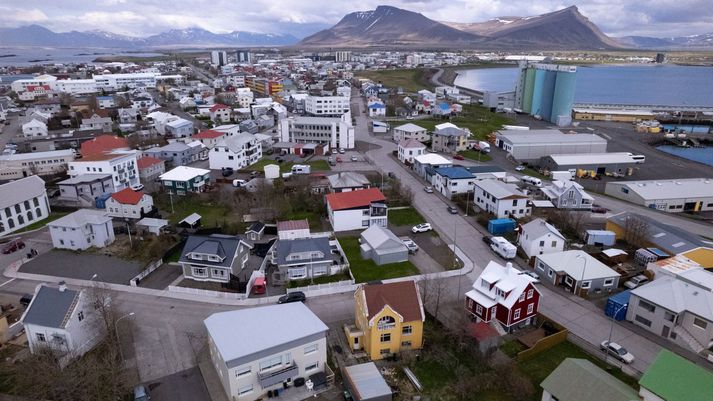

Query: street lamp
89;273;98;282
115;312;135;363
605;303;628;366
575;253;588;297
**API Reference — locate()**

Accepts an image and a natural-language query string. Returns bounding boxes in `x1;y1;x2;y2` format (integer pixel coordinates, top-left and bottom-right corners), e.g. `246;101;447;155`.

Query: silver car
401;238;419;253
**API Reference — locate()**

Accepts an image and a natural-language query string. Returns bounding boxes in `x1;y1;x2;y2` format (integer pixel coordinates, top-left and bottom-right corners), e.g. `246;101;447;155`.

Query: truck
291;164;311;174
550;170;574;181
475;141;491;153
490;236;517;259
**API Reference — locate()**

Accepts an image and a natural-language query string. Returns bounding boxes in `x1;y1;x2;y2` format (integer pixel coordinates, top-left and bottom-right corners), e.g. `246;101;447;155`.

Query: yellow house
345;281;425;360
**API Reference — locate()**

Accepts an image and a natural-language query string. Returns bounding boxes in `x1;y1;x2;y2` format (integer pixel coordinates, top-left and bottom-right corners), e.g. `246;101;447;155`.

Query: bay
656;145;713;167
0;47;163;67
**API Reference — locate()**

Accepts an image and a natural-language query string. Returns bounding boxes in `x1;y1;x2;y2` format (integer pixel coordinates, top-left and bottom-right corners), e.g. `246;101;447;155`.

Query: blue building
515;62;577;126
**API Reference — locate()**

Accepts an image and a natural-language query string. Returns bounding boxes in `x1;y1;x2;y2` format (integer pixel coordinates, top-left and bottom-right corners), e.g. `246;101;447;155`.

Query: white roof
49;209;111;228
547;152;638;166
542;180;594;201
475;179;527;199
159;166;209;181
467;261;539;309
0;149;75;161
22;119;46;128
521;218;564;241
602;249;628;258
0;176;46;210
137;217;168;228
394;123;427;133
632;270;713;321
572;108;655;116
497;130;607;145
204;303;327;365
435;122;459;130
537;250;620;280
609;178;713;200
413;153;452;165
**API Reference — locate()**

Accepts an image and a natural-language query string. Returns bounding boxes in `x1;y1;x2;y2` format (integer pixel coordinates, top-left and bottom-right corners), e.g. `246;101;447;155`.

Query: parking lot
19;250;143;284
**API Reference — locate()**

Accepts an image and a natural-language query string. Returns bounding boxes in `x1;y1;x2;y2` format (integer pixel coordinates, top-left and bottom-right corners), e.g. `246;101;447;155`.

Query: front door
662;326;670;338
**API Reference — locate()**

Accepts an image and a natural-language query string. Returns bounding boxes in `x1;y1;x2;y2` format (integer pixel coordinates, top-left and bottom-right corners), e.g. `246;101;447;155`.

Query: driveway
19;250;143;284
145;366;211;401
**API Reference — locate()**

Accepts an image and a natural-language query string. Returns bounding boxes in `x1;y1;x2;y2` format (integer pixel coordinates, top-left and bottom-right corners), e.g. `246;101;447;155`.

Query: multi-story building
393;123;429;143
57;174;114;207
0;149;76;180
304;96;350;117
326;188;387;232
136;156;165;182
431;122;468;154
210;104;232;123
397;139;426;165
144;142;203;168
431;167;476;199
192;129;227;149
473;179;530;219
518;218;566;260
52;79;97;94
326;172;371;193
165;118;194;138
211;50;228;66
159;166;210;195
68;150;139;192
21;119;48;138
92;72;158;91
179;234;253;283
280;112;355;150
534;250;620;297
209;133;262;170
0;176;50;236
79;112;113;133
105;188;154;220
48;209;115;250
205;303;329;401
542;180;594;210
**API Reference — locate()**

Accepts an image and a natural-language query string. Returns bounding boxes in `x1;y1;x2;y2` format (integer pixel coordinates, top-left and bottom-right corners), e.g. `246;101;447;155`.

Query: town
0;7;713;401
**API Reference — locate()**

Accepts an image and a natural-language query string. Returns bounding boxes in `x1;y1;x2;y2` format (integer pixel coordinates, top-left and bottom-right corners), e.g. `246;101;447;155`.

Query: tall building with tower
210;50;227;66
235;50;252;64
515;62;577;126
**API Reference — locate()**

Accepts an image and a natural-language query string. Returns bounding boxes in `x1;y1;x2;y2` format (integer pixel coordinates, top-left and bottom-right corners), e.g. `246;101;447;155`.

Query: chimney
58;281;67;292
505;262;514;276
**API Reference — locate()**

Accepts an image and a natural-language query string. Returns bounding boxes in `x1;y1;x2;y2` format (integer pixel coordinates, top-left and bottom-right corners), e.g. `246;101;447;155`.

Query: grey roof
327;172;370;189
537;250;620;281
608;178;713;201
434;126;467;137
274;237;332;266
394;123;427;132
360;225;408;255
521;218;565;241
540;358;639;401
344;362;392;400
22;285;80;329
465;165;506;174
475;179;527;199
58;173;112;185
219;133;256;153
247;222;265;233
179;234;241;268
631;270;713;321
136;217;168;228
607;212;706;254
0;175;46;210
204;303;328;366
497;130;607;145
157;142;190;152
49;209;112;228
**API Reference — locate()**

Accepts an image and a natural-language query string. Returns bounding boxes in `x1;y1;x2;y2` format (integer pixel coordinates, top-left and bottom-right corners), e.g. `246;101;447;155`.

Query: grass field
357;68;434;93
391;104;512;140
388;207;425;226
14;211;71;234
458;149;493;162
287;271;352;288
247;158;331;173
280;210;322;230
339;236;419;283
156;194;233;226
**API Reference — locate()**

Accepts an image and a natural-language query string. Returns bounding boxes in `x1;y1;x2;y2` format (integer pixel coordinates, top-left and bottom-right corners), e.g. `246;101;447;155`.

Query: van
291;164;311;174
490;237;516;259
630;154;645;163
521;175;542;187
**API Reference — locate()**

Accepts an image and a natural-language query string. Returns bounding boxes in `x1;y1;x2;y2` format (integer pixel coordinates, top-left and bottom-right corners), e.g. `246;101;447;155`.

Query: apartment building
280;112;355;150
68;150;139;192
209;133;262;170
304;95;350;117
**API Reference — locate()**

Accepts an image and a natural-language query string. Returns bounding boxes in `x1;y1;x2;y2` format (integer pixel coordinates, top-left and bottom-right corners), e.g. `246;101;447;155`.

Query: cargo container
584;230;616;246
488;218;516;235
605;290;631;321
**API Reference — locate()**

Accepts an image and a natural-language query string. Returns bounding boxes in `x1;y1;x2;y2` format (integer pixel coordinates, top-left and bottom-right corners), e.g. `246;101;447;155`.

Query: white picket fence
167;285;247;300
129;259;163;287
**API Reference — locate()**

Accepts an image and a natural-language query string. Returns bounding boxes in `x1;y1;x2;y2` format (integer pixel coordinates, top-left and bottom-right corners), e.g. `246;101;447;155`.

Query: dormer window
377;316;396;330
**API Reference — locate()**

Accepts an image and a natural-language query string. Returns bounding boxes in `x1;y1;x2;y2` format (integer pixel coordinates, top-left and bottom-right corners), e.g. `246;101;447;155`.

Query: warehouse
605;178;713;213
539;152;640;175
495;129;607;162
572;108;656;122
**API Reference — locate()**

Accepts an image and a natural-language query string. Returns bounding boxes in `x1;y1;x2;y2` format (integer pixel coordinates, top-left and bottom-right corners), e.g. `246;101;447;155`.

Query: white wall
49;221;115;250
106;195;153;219
519;233;564;259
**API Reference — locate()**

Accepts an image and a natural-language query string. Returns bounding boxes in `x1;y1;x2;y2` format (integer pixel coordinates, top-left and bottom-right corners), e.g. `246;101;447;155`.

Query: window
513;308;521;320
305;362;319;372
635;315;652;327
527;303;534;314
581;281;591;289
402;325;412;335
603;278;615;286
259;356;283;372
476;304;483;315
527;289;534;299
564;276;573;286
78;311;84;321
539;240;545;247
380;349;391;356
518;293;525;302
238;385;253;396
693;317;708;330
192;267;207;277
401;341;412;347
304;344;318;355
537;262;545;271
377;316;396;330
236;366;251;377
551;240;557;248
380;333;391;343
664;311;676;323
639;300;656;313
36;333;46;342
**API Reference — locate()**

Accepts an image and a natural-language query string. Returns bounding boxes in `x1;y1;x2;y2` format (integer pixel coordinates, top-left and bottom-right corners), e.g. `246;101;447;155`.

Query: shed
467;322;502;354
359;225;408;265
136;217;169;235
584;230;616;246
178;213;202;228
343;362;392;401
605;290;631;321
263;164;280;180
488;218;516;235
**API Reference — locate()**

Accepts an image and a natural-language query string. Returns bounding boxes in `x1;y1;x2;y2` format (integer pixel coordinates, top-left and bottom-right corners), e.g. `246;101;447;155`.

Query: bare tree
419;277;449;321
623;215;650;248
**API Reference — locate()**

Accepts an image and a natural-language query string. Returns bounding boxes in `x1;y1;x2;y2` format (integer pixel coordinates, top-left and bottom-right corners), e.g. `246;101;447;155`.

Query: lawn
391;104;513;140
287;271;352;288
458;149;493;162
14;211;71;233
357;68;434;93
339;236;419;283
500;340;526;358
388;207;425;226
521;166;549;180
156;193;233;226
281;210;322;230
247;158;330;174
307;159;331;171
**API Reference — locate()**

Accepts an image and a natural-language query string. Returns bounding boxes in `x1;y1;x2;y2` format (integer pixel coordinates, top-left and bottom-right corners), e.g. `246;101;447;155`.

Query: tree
623;215;650;248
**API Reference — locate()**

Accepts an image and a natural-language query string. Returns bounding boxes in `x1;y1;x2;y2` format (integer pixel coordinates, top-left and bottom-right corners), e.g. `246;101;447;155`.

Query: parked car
411;223;433;233
518;271;541;283
278;291;306;304
250;171;259;178
453;154;464;160
221;167;234;177
591;206;608;214
131;184;144;191
489;237;517;259
275;156;284;163
338;148;346;154
1;239;25;255
624;274;649;290
232;179;247;187
336;156;342;163
515;165;526;171
423;186;434;193
447;206;459;214
600;341;635;364
351;156;358;162
401;238;419;253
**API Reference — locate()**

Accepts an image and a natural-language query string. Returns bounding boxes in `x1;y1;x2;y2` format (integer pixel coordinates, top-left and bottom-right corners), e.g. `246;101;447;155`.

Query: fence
286;279;357;297
566;331;644;379
516;329;568;362
129;259;163;287
167;285;248;300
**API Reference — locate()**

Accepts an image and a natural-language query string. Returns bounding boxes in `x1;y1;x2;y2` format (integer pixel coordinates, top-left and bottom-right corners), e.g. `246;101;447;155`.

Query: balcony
258;363;299;388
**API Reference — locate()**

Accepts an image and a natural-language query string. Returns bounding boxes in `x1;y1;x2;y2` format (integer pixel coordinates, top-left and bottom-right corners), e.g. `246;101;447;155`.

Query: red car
453;155;465;160
2;239;25;254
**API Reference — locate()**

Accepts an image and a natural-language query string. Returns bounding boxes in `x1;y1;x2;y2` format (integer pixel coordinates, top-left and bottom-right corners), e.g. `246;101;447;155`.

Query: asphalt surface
19;249;143;284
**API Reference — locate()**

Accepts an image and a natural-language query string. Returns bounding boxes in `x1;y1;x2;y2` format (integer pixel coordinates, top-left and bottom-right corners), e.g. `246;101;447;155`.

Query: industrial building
605;178;713;213
495;129;607;162
514;63;577;126
572;108;656;122
539;152;640;175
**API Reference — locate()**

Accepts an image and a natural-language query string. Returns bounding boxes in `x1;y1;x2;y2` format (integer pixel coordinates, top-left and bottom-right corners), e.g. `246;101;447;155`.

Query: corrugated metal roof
22;285;80;329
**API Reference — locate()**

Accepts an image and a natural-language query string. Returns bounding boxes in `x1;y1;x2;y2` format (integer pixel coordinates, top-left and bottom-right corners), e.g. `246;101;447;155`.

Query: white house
398;139;426;164
21;283;105;365
541;180;594;210
48;209;115;250
105;188;154;220
205;303;329;401
210;104;232;123
22;119;48;138
209;133;262;170
518;218;565;259
165;118;194;138
0;175;50;236
367;101;386;117
432;167;476;199
280;112;355;150
393;123;429;143
277;219;311;241
68;150;139;192
474;179;531;218
326;188;387;232
79;113;113;133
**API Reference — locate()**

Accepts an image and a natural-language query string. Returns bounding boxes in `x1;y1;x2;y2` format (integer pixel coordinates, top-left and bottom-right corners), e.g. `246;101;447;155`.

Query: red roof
209;104;229;112
362;281;424;323
193;130;225;139
110;187;144;205
80;135;129;156
277;219;309;232
326;188;385;211
468;322;500;341
137;156;163;169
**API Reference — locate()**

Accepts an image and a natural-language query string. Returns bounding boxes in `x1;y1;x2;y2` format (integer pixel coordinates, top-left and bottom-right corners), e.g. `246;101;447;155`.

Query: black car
482;236;493;245
20;294;33;308
221;168;234;177
278;291;306;304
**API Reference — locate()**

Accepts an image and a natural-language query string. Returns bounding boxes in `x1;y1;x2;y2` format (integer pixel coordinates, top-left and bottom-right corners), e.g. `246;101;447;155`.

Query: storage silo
551;69;577;126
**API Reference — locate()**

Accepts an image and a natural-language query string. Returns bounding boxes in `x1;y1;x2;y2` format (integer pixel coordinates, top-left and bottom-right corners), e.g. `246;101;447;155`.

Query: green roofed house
639;350;713;401
540;358;639;401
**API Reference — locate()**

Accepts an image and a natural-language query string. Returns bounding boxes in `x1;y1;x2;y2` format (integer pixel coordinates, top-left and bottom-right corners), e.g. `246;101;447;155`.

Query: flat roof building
539;152;640;175
605;178;713;213
495;129;607;162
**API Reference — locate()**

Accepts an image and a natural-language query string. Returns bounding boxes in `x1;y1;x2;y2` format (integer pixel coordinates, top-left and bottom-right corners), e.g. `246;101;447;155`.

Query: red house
465;261;541;332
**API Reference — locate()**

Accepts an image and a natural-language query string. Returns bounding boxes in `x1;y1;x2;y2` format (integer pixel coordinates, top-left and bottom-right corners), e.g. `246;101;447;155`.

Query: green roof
639;350;713;401
541;358;639;401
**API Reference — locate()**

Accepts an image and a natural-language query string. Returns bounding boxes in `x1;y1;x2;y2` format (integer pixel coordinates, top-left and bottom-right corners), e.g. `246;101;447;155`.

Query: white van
629;154;646;163
291;164;311;174
490;237;517;259
521;175;543;187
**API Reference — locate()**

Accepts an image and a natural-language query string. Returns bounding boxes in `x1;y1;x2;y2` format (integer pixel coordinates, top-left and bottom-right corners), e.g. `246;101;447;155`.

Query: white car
424;186;434;193
401;238;419;253
351;156;358;162
411;223;433;233
232;179;247;187
131;184;144;191
624;274;649;290
600;341;635;364
518;271;540;283
515;165;526;171
338;148;346;154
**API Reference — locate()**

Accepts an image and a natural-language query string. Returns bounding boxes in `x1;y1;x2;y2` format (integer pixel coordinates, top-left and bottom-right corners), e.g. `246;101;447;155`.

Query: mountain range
617;33;713;49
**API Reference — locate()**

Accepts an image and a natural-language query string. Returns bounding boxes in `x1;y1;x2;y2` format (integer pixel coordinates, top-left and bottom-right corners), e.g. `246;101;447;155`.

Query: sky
0;0;711;38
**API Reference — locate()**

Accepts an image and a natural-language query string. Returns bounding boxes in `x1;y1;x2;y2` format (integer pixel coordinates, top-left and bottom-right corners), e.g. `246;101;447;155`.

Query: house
146;111;180;135
57;174;114;207
209;133;262;170
105;188;154;219
431;167;475;199
346;281;425;360
144;142;201;167
22;119;48;138
367;101;386;117
626;269;713;353
79;112;113;133
412;153;452;179
534;250;621;296
343;363;392;401
277;219;310;240
327;172;371;193
192;129;227;149
136;156;165;182
540;358;640;401
474;179;531;219
179;234;253;283
326;188;387;232
117;108;138;124
204;303;329;401
49;209;115;250
393;123;428;143
96;96;115;109
21;283;104;364
159;166;210;195
465;261;541;332
0;176;50;236
518;218;566;260
209;104;232;123
271;235;340;282
397;139;426;164
541;180;594;210
431;122;468;154
359;225;408;265
604;178;713;213
165;118;194;138
68;150;140;192
638;350;713;401
245;222;266;242
80;135;129;156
